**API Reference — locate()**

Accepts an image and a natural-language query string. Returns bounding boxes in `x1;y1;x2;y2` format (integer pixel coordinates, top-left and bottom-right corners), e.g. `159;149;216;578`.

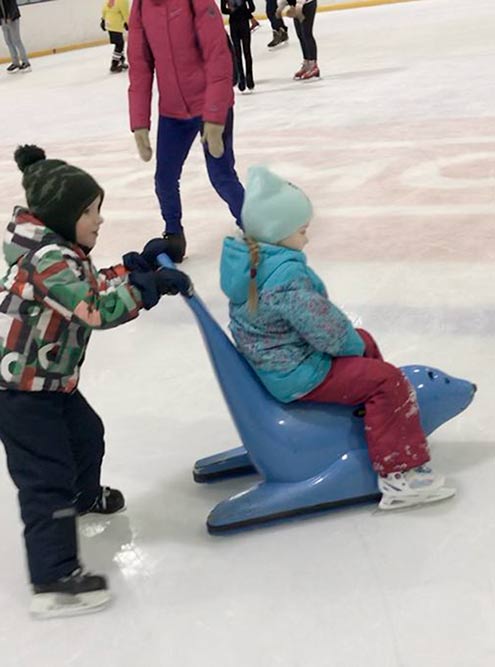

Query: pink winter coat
128;0;235;130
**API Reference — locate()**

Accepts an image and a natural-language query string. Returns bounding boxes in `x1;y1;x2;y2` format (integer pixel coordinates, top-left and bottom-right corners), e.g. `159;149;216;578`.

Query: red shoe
293;62;308;80
300;63;320;81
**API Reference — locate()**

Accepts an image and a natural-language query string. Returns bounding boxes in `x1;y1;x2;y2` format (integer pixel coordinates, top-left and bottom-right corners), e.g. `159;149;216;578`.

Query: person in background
221;0;255;92
127;0;245;264
101;0;130;73
265;0;288;48
277;0;319;80
0;145;191;618
0;0;30;73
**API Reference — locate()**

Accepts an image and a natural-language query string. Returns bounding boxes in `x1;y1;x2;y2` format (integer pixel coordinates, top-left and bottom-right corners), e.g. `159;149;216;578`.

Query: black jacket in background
0;0;21;23
221;0;255;23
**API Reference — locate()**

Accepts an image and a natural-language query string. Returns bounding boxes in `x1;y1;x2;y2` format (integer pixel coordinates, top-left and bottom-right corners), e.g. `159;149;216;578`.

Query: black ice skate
110;60;123;73
246;72;255;90
31;569;110;619
18;62;31;73
6;63;20;73
82;486;126;515
161;231;187;263
267;28;288;48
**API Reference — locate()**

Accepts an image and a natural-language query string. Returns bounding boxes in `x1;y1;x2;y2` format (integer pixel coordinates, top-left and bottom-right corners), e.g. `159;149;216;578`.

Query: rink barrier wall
0;39;108;63
0;0;417;64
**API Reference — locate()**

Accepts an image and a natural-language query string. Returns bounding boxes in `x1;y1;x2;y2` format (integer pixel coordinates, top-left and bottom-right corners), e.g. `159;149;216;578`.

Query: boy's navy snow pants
0;391;104;584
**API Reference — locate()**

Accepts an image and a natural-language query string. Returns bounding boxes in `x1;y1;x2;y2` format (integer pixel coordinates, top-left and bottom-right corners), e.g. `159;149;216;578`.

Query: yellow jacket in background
102;0;130;33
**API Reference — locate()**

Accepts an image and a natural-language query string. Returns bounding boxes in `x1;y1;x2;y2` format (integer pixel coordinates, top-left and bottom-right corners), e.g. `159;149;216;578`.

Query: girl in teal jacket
220;166;454;511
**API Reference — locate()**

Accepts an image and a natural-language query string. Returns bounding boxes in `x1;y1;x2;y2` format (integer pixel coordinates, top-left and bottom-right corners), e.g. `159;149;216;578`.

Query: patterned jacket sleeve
266;279;365;357
24;247;143;330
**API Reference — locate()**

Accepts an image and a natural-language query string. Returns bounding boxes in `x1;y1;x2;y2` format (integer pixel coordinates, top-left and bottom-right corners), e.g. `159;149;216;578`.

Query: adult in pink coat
128;0;245;262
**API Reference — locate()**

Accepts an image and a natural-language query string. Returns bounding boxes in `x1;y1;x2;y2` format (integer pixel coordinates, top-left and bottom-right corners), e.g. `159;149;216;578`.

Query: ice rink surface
0;0;494;664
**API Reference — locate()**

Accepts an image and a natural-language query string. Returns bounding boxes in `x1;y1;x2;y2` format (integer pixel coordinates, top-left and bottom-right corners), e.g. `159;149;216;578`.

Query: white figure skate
378;465;455;511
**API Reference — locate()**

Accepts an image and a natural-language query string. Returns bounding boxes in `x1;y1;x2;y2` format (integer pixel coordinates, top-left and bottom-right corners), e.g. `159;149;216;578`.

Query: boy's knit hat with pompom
14;145;104;243
241;165;313;244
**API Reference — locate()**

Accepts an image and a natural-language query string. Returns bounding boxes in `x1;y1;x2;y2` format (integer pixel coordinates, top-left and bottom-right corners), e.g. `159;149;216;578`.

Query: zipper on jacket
163;3;193;118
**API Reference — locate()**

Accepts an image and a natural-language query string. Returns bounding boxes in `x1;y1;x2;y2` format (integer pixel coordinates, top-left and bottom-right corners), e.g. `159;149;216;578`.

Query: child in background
101;0;129;73
220;166;455;511
221;0;256;92
0;0;31;73
0;145;191;618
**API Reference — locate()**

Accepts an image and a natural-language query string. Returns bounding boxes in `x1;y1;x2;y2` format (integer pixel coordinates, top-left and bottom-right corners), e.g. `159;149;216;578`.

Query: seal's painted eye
427;371;435;380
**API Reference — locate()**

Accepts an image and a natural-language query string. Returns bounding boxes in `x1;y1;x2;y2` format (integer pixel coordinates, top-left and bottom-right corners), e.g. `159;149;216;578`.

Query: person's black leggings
230;17;253;84
294;0;317;61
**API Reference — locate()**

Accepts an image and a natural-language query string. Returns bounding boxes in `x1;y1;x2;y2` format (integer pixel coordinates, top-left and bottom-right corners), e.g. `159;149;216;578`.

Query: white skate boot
378;465;455;511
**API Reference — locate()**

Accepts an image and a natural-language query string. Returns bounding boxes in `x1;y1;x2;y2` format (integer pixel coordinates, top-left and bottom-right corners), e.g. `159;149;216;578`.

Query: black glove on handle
124;237;187;271
142;237;187;268
155;267;193;296
129;268;193;309
122;251;150;273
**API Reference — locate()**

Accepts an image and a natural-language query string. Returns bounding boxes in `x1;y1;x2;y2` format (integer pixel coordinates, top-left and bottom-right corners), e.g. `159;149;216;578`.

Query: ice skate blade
301;76;321;83
378;486;456;511
30;589;111;619
82;503;127;517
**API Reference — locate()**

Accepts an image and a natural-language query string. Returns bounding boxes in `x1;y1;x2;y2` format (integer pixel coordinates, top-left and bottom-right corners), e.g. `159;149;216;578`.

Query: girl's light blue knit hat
241;166;313;244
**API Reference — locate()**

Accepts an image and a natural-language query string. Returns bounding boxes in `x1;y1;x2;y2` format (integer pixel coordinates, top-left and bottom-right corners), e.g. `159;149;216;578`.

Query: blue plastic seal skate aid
157;254;476;533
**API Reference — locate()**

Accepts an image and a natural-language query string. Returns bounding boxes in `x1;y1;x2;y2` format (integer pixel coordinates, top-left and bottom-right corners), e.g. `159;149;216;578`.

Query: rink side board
0;0;419;64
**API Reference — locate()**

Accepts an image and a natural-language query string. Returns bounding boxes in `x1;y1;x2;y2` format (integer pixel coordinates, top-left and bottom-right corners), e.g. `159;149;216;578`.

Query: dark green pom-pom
14;145;46;173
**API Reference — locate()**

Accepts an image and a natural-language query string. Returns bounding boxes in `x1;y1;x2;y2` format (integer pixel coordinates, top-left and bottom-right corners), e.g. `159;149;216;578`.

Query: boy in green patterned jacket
0;145;191;619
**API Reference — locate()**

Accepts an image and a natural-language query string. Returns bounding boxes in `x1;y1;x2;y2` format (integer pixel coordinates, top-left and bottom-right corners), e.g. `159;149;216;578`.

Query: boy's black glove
141;237;178;268
122;251;150;273
124;22;129;30
129;268;193;310
124;237;185;273
100;18;106;31
155;268;192;296
126;237;178;270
